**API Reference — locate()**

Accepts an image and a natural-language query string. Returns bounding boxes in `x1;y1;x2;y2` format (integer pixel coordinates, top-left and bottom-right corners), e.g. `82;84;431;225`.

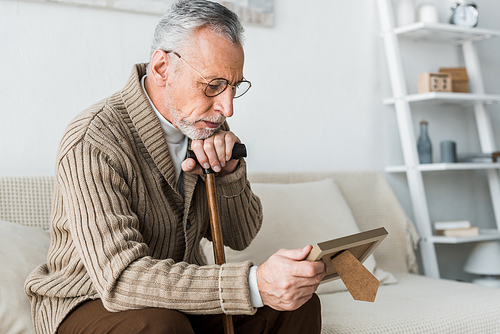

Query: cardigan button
186;220;191;230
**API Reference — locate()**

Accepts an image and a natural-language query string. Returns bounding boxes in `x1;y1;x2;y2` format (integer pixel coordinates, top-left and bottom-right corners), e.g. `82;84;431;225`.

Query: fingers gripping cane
186;143;247;334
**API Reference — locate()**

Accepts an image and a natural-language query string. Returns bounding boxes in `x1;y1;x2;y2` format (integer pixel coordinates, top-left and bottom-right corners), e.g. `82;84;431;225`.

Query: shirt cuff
248;266;263;308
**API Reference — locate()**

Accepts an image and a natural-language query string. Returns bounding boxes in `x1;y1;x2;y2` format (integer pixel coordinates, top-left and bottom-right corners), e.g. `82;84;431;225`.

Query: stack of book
434;220;479;237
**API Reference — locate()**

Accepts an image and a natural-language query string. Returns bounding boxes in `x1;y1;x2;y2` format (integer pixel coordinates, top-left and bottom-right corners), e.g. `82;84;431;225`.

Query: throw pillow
202;178;397;295
0;219;50;334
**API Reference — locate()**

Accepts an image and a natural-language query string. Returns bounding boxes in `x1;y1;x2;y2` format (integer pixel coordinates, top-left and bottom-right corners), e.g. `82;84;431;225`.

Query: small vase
417;120;433;164
397;0;416;27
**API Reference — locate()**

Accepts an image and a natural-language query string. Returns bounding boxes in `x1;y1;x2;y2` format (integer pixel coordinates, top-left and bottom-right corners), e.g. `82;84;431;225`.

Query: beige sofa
1;171;500;334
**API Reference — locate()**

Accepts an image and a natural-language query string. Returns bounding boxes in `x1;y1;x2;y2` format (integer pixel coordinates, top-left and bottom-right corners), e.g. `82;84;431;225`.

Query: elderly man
25;1;325;333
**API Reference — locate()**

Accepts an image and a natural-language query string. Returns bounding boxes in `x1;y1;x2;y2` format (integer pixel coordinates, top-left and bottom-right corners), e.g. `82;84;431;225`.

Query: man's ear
149;49;170;87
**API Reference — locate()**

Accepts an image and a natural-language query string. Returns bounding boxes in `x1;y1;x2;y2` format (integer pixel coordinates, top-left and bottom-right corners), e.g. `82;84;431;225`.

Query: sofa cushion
203;178;396;294
0;219;50;334
321;273;500;333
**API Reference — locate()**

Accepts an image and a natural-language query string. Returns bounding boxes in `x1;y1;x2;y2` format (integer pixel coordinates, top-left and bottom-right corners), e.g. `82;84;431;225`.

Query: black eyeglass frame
162;50;252;99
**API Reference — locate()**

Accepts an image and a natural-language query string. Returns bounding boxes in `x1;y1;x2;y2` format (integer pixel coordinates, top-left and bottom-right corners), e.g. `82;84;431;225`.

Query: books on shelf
436;227;479;237
434;220;479;237
457;153;494;163
433;220;471;230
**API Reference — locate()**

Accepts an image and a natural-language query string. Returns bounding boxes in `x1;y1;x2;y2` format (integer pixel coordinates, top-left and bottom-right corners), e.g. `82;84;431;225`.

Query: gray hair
150;0;244;59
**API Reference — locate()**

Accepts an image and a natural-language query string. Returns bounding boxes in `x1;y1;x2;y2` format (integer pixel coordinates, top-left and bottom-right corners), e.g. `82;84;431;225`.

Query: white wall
1;0;500;280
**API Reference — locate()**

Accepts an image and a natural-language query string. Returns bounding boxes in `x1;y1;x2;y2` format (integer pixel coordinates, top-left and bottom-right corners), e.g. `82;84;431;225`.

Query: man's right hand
182;130;240;176
256;245;326;311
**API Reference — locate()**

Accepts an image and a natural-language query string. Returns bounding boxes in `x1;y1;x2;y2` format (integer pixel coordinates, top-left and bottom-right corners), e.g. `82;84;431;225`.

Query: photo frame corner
306;227;389;283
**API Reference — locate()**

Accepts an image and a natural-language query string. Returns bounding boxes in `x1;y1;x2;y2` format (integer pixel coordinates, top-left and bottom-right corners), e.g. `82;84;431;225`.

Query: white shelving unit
377;0;500;278
430;229;500;244
383;92;500;105
386;163;500;173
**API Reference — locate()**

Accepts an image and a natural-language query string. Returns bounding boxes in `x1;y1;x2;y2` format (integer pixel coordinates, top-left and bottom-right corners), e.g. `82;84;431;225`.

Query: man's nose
213;88;234;118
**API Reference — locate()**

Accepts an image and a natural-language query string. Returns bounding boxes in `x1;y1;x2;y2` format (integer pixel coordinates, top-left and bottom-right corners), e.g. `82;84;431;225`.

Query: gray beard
175;114;225;140
168;103;225;140
164;87;226;139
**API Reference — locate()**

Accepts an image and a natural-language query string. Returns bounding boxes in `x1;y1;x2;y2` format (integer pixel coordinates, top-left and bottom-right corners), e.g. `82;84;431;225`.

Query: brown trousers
58;294;321;334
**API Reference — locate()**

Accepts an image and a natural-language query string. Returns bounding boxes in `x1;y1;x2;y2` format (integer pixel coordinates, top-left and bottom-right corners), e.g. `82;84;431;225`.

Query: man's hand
256;245;326;311
182;130;240;176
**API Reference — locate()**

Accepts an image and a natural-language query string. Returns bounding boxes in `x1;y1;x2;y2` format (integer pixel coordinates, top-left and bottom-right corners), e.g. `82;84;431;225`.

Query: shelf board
386;162;500;173
392;22;500;44
383;92;500;106
427;229;500;244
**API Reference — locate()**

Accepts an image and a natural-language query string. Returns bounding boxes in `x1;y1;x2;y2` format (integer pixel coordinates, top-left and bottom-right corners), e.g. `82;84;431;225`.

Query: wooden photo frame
305;227;388;284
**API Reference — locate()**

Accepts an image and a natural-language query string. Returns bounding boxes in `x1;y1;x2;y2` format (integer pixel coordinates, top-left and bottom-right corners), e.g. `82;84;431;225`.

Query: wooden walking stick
186;143;247;334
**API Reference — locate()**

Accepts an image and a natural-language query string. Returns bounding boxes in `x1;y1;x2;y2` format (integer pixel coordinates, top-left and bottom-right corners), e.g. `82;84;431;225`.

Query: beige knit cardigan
25;63;263;334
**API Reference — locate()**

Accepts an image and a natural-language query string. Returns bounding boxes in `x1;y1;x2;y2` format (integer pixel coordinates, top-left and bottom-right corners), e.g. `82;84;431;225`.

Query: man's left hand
182;130;240;176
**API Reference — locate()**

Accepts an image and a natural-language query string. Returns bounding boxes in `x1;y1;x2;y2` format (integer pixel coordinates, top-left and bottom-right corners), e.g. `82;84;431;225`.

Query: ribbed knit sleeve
57;140;255;315
214;160;263;251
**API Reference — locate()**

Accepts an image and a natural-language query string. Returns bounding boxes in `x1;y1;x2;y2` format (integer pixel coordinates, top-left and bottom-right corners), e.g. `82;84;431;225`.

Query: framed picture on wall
21;0;274;26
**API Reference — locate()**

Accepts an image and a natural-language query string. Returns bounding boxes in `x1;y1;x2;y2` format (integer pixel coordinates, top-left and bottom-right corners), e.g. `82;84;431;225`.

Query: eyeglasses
163;50;251;99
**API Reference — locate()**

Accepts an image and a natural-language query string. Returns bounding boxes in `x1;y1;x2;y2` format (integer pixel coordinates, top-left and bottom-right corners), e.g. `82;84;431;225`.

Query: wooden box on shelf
439;67;469;93
418;72;452;93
